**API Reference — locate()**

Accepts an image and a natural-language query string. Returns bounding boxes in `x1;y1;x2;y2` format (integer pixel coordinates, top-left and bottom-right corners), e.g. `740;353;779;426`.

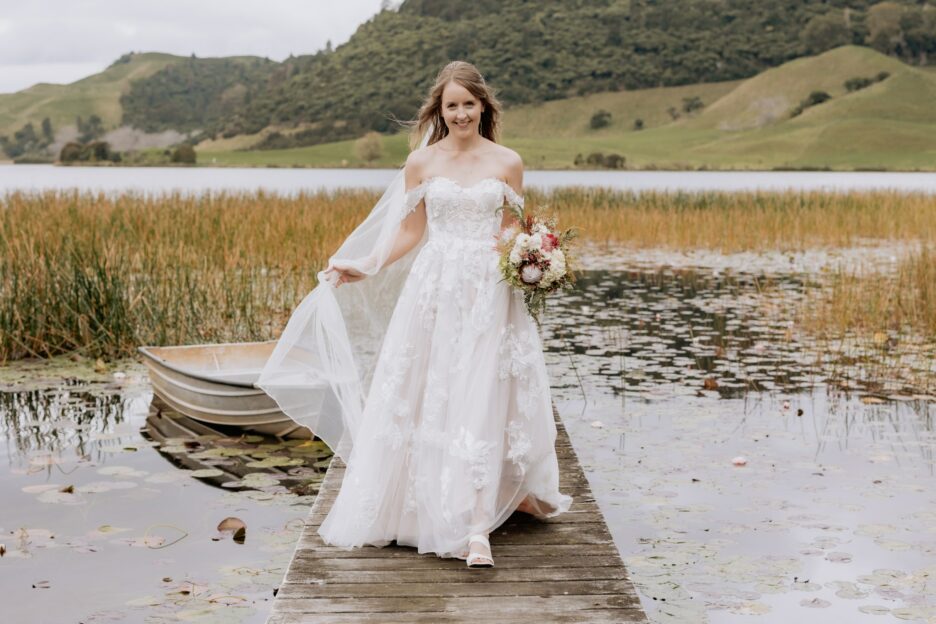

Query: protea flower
520;264;543;284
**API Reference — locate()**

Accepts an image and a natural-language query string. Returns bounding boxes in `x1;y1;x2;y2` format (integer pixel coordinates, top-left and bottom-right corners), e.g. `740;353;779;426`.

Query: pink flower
542;233;559;252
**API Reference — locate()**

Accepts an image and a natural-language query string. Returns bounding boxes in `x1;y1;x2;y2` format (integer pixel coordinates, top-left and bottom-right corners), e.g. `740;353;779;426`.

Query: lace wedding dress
317;175;572;557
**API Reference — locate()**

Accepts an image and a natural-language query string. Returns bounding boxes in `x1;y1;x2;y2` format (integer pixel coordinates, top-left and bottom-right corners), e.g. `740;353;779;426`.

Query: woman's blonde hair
410;61;502;149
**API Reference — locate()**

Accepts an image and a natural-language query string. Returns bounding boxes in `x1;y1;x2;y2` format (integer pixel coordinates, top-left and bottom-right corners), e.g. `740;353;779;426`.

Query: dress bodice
404;176;524;242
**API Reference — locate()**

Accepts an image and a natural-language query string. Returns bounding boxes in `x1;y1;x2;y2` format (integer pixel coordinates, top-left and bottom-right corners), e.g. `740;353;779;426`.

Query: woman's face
440;80;483;138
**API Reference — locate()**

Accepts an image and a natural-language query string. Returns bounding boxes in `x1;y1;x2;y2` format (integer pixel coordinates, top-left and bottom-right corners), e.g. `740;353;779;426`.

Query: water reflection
542;268;933;402
540;268;936;623
0;380;314;624
0;382;129;462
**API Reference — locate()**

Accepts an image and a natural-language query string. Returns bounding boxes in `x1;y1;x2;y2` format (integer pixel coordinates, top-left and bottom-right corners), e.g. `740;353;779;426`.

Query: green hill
0;52;182;137
201;46;936;171
684;46;908;131
193;0;934;148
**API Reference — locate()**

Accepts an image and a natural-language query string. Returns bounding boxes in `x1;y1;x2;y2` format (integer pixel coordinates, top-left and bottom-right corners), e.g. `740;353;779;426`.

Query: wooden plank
290;542;615;559
268;405;647;623
268;611;638;624
288;554;624;571
271;594;644;614
275;579;634;598
283;566;634;585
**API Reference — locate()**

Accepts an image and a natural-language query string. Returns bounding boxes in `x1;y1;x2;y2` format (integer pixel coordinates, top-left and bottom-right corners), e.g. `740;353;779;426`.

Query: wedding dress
317;175;571;557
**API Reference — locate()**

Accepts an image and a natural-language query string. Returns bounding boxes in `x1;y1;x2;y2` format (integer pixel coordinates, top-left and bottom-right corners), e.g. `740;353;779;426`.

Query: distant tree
633;118;645;130
354;131;383;164
88;141;112;161
666;106;680;120
603;153;626;169
573;153;584;166
902;6;936;64
585;152;605;167
59;142;83;163
14;122;37;146
868;2;907;56
801;12;852;54
589;110;612;129
41;117;54;142
681;96;704;114
0;135;12;158
78;114;104;142
171;144;197;164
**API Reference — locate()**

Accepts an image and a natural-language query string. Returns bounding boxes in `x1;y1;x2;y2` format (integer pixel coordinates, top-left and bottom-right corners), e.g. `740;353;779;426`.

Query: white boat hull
138;341;311;439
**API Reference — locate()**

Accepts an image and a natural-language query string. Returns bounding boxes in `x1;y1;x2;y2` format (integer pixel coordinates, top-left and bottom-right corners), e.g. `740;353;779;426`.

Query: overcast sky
0;1;386;93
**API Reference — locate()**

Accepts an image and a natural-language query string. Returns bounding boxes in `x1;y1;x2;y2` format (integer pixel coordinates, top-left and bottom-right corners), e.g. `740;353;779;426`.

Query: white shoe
466;533;494;568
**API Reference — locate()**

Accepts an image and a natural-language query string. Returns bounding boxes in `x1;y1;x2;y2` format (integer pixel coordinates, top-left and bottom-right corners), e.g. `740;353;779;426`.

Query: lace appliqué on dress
450;427;496;490
506;419;532;476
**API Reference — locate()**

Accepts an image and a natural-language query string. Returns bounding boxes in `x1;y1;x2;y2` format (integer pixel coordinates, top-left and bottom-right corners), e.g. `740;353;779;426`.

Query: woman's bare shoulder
404;146;433;186
487;142;522;172
405;145;433;169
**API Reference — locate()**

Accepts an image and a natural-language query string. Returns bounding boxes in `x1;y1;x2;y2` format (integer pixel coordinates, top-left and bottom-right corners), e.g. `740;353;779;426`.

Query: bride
258;60;571;568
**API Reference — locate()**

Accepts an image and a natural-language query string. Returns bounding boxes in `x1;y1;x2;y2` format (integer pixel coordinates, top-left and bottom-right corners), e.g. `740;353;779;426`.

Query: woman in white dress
258;61;571;568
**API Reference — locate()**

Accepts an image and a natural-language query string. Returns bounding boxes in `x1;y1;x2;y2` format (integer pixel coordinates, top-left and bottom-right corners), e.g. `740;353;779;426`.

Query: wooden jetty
268;408;648;623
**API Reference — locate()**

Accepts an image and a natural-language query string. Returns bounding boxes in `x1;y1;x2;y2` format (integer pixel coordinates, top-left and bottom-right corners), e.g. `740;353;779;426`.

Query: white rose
529;233;542;250
509;249;522;265
520;264;543;284
516;233;530;249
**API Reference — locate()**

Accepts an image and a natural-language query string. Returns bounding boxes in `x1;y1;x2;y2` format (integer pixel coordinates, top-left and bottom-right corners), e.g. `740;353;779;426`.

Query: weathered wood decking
268;408;648;623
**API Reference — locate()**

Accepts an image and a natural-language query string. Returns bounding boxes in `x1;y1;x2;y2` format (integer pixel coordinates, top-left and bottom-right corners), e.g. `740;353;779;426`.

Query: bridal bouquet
496;204;578;324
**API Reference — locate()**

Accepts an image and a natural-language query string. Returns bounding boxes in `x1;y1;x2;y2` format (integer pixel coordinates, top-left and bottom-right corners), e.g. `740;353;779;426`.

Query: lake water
3;256;934;623
2;164;936;195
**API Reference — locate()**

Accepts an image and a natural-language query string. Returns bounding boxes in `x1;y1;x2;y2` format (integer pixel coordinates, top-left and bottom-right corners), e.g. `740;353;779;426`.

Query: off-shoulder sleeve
403;181;428;216
502;181;524;210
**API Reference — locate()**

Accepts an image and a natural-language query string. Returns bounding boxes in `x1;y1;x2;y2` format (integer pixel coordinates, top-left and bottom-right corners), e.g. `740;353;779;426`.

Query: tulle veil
256;127;433;462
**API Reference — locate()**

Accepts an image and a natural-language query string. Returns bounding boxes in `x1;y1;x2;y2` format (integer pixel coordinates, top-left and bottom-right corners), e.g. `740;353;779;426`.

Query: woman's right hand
324;262;367;287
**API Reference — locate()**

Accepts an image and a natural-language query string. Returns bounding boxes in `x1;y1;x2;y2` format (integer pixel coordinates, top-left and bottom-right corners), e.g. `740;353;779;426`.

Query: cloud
0;0;384;93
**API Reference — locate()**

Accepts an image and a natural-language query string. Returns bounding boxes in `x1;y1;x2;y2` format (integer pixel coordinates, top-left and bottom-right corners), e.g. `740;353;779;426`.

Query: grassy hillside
684;46;908;131
200;46;936;171
201;0;933;147
0;53;183;137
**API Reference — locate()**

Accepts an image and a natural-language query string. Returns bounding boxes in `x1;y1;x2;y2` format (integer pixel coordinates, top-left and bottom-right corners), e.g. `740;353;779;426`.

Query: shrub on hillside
844;71;891;92
844;76;874;91
590;110;612;129
682;96;704;114
59;140;120;163
59;142;83;162
171;144;197;164
354;131;383;164
633;118;644;131
580;151;626;169
790;90;832;117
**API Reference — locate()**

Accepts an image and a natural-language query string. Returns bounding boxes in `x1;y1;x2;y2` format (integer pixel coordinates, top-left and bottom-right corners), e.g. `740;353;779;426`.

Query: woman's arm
499;150;525;232
381;158;428;268
328;153;428;287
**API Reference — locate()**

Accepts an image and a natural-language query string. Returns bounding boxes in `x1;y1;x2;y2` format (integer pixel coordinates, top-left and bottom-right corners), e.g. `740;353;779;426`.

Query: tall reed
801;246;936;340
2;188;934;362
543;188;936;251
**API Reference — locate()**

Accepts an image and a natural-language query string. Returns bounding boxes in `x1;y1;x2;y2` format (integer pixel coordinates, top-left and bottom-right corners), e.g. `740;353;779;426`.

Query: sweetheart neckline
419;175;506;192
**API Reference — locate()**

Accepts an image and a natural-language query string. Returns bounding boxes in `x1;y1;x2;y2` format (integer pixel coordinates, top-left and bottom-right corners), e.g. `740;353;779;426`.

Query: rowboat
138;341;311;439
